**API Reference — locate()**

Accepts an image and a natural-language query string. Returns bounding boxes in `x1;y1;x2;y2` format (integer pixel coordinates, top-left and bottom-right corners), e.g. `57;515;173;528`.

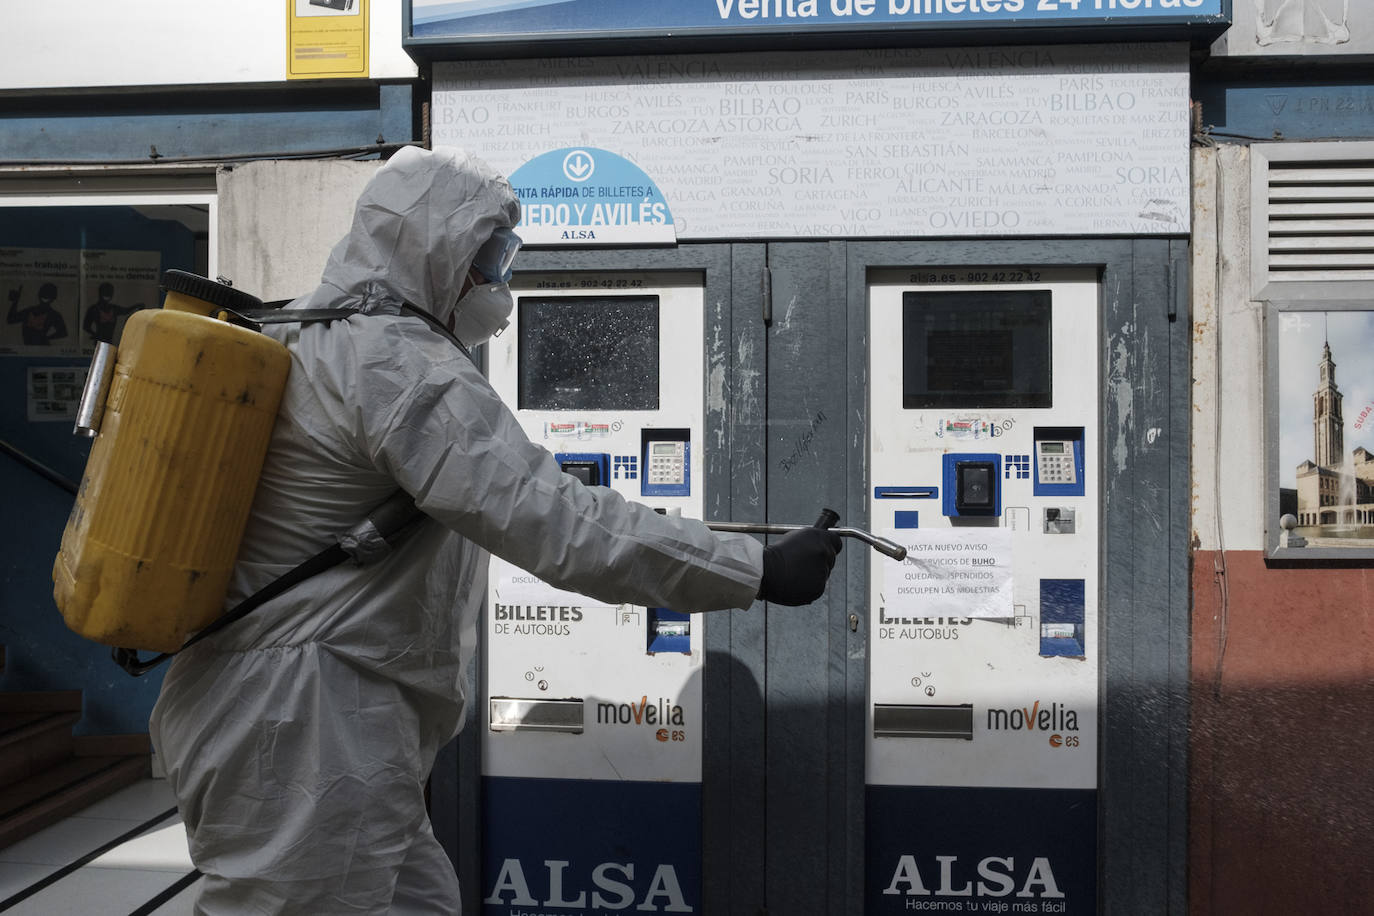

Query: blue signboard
507;148;676;245
483;776;702;914
409;0;1228;47
867;785;1098;914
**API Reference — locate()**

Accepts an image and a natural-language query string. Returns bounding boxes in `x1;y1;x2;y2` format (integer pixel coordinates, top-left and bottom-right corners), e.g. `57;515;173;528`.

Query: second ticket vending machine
866;268;1101;914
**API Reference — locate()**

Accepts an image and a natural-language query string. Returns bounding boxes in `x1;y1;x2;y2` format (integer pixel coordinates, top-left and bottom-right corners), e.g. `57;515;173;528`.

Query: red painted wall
1190;551;1374;914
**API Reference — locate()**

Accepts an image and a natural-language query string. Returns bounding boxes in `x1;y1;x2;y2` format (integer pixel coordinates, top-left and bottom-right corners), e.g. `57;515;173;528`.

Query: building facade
1;0;1371;912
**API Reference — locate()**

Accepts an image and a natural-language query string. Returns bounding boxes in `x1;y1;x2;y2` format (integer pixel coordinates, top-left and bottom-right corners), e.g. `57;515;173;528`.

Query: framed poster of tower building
1267;301;1374;560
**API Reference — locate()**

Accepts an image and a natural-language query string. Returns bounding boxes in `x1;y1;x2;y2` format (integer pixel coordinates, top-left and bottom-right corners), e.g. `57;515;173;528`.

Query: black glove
757;526;843;606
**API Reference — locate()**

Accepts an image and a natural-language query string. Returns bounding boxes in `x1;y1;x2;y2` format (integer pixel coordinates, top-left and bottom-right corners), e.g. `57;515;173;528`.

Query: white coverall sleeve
361;322;764;613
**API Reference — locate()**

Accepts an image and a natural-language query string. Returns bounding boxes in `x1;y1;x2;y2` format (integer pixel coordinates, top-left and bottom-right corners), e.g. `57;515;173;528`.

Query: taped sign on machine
882;528;1013;618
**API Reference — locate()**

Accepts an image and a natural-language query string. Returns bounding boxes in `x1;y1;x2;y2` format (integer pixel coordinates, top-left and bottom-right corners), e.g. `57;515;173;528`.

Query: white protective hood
296;144;521;327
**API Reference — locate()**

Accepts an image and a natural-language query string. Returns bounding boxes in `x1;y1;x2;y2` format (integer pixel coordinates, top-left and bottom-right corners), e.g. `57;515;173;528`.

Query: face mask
452;281;514;348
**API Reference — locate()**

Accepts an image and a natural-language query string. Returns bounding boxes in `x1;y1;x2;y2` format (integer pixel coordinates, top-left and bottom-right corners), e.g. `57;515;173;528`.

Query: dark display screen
518;296;660;411
902;290;1052;409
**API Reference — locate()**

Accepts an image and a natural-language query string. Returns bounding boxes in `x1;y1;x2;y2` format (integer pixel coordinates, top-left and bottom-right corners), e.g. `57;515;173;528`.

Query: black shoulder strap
400;302;475;362
112;541;349;677
113;491;423;677
221;300;472;366
213;306;356;331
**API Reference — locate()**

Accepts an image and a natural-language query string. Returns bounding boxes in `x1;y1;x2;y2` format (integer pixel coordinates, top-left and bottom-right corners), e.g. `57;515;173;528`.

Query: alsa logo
986;700;1079;733
883;854;1066;902
485;859;692;912
597;695;685;727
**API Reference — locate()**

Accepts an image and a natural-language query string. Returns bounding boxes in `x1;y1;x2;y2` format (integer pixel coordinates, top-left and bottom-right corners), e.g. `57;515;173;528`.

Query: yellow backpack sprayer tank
53;272;292;654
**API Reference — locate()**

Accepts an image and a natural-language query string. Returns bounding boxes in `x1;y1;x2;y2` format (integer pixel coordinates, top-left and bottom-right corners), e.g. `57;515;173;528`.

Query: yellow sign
287;0;369;80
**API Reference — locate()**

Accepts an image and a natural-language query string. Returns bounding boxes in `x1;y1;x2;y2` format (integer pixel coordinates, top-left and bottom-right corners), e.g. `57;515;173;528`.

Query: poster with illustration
1269;304;1374;558
0;248;81;356
79;249;161;352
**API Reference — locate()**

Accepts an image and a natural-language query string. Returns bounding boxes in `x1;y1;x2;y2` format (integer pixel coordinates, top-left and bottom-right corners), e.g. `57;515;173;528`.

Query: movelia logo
485;859;692;912
986;700;1079;733
883;855;1065;900
597;695;685;727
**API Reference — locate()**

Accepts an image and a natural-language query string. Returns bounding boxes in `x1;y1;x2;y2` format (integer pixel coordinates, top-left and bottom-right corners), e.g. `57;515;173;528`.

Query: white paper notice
882;528;1013;619
490;555;590;605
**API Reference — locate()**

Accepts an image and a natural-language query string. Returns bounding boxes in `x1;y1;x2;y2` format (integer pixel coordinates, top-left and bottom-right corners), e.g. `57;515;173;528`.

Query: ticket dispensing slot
875;486;939;500
873;704;974;740
489;697;585;734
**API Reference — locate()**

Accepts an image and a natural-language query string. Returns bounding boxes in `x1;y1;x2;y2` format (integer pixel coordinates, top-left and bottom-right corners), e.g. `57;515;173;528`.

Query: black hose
0;439;79;495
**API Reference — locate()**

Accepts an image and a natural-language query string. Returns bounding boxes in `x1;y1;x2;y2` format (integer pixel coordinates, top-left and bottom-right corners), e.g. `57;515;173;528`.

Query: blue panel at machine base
482;776;701;913
866;785;1097;914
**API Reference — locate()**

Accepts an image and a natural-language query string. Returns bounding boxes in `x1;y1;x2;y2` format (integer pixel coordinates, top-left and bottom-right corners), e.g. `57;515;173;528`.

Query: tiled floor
0;779;201;915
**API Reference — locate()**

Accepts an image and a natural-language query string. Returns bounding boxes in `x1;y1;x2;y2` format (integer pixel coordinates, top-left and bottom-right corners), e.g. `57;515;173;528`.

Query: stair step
0;711;81;787
0;755;150;851
73;733;153;757
0;755;131;820
0;690;83;713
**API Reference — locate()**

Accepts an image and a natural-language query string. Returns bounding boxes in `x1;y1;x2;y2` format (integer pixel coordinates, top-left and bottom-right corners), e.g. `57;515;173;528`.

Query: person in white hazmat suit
148;145;841;914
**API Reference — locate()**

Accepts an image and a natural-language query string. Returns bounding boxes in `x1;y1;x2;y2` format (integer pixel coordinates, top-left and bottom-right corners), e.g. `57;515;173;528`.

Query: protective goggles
470;227;522;285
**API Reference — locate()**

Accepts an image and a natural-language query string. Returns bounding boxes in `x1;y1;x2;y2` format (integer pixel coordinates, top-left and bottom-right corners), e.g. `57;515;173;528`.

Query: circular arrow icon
562;150;595;183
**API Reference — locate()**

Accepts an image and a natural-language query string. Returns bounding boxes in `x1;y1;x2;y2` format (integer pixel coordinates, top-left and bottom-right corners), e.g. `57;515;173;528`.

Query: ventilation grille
1266;161;1374;282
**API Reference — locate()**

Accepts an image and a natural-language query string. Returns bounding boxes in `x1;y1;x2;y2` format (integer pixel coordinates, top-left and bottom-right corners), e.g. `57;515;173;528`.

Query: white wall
0;0;416;90
217;159;382;303
1191;145;1267;552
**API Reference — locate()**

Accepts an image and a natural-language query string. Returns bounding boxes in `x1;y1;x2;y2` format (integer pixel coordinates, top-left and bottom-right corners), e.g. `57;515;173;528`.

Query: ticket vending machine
865;269;1101;914
479;271;708;913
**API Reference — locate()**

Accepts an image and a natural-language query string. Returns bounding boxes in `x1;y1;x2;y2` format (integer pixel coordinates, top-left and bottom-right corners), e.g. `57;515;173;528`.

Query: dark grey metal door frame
434;237;1190;915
